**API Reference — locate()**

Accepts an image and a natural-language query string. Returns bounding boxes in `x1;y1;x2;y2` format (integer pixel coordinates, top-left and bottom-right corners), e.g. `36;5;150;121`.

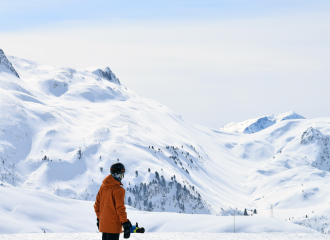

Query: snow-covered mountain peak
220;111;305;134
301;127;329;146
0;54;212;214
0;49;20;78
92;67;120;84
273;111;305;121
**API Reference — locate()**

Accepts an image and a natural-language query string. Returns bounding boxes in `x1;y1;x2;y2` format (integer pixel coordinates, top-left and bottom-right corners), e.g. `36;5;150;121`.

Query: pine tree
135;171;138;177
254;209;257;214
160;175;166;187
244;208;248;216
77;149;82;159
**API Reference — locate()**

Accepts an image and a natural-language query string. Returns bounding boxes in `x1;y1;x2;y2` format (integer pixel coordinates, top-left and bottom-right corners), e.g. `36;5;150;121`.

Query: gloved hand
123;220;132;239
97;218;99;230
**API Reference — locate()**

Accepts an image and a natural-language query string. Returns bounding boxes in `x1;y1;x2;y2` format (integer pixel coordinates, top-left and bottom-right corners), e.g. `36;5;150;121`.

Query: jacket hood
101;175;122;190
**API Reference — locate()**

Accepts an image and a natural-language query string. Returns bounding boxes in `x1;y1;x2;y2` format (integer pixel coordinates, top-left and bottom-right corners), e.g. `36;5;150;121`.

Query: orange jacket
94;175;128;233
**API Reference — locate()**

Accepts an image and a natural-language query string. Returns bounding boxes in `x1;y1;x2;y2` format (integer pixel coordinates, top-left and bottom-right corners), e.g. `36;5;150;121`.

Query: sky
0;0;329;128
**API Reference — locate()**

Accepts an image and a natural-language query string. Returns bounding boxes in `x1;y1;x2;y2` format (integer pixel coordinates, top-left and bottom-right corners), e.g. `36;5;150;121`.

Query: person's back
94;163;131;240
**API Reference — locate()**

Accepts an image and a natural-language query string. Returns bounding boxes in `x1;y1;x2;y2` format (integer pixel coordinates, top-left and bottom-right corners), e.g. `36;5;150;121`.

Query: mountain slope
220;111;305;134
0;186;319;234
1;51;249;215
1;49;330;234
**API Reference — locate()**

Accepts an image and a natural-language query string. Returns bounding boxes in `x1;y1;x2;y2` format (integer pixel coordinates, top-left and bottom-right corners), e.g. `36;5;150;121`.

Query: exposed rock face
301;127;327;145
92;67;120;84
0;49;20;78
301;127;330;171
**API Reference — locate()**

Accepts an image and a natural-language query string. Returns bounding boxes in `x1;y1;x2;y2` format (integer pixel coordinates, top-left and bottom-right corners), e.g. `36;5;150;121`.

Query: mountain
220;111;305;134
0;51;218;215
0;49;20;78
1;49;330;234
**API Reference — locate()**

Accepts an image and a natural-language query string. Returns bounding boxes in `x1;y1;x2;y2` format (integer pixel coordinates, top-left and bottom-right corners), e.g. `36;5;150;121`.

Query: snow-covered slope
230;119;330;234
1;49;330;234
1;49;230;215
3;233;328;240
220;111;305;134
0;186;319;234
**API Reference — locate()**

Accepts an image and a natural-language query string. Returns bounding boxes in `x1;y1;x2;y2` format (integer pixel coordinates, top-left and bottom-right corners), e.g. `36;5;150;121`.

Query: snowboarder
94;163;132;240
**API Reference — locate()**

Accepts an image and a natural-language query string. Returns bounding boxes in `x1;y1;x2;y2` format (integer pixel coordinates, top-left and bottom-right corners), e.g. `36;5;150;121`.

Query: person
94;163;132;240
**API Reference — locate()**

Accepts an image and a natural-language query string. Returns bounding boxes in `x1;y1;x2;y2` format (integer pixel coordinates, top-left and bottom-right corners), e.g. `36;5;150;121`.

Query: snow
220;111;305;134
1;49;330;235
0;186;317;234
0;232;328;240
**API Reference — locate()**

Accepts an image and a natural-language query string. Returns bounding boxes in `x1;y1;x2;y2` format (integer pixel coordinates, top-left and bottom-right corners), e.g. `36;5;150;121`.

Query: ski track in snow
0;232;328;240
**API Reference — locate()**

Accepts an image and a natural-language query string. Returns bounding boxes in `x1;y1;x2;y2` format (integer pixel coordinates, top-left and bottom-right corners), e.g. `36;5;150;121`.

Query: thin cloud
0;11;329;127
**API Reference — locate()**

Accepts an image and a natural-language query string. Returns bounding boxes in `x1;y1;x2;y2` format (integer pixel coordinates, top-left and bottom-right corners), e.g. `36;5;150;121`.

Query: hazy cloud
0;5;329;128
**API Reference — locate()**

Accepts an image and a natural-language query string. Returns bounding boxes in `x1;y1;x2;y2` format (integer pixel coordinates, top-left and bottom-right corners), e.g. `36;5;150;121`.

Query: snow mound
42;79;68;97
294;209;330;235
220;111;305;134
0;49;19;78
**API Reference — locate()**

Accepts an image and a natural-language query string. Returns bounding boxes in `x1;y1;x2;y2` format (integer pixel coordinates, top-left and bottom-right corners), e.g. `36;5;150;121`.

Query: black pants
102;233;120;240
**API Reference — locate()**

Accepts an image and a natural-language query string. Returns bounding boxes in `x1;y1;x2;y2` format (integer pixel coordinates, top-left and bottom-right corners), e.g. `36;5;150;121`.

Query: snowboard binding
130;222;145;233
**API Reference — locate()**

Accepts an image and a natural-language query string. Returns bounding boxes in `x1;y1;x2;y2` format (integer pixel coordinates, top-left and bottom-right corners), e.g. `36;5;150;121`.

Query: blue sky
0;1;330;128
1;0;328;31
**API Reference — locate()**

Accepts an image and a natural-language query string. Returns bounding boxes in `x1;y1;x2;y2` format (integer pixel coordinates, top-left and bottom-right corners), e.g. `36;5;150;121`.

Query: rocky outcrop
0;49;20;78
92;67;120;84
301;127;330;171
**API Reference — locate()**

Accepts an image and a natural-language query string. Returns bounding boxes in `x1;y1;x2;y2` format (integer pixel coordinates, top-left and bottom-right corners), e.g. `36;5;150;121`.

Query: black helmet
110;163;125;181
110;163;125;174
